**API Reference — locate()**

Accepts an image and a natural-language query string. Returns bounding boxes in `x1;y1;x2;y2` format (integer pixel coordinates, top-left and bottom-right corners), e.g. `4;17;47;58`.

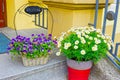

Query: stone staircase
0;52;120;80
0;27;120;80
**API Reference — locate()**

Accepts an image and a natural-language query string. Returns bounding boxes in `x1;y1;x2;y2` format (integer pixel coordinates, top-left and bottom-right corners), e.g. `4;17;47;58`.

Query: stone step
0;48;67;80
89;58;120;80
0;53;120;80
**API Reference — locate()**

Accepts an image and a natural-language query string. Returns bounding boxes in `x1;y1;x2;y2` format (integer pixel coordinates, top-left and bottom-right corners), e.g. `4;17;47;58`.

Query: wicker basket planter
22;55;49;66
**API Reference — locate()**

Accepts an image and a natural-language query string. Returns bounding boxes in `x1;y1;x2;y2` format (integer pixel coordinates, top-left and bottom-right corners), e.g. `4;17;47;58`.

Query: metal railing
93;0;120;69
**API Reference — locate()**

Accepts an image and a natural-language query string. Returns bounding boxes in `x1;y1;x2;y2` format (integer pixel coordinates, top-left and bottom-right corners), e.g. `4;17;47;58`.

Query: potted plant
8;33;57;66
56;26;113;80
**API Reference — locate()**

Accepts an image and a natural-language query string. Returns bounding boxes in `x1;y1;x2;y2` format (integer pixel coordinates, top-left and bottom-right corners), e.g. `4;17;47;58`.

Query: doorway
0;0;7;28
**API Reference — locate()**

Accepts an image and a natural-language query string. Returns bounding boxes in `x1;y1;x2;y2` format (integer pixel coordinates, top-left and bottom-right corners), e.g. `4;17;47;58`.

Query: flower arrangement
56;26;113;63
8;33;57;59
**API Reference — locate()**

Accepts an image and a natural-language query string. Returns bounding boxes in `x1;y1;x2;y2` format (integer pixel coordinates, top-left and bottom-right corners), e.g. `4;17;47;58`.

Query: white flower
95;39;101;44
107;43;111;50
92;45;98;51
101;35;105;39
89;37;93;40
75;40;79;45
77;34;81;38
61;32;66;35
56;52;61;56
64;43;71;49
94;37;97;40
104;40;107;43
76;32;81;35
64;46;68;50
85;30;90;34
54;36;57;39
82;32;85;36
67;43;71;47
81;40;86;44
97;35;101;38
58;42;61;48
80;50;86;55
85;35;89;38
59;37;63;41
80;37;84;40
96;29;101;33
74;45;78;49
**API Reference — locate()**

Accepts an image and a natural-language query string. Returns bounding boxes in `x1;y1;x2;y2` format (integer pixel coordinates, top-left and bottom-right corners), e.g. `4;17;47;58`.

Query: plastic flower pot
67;59;92;80
22;55;49;66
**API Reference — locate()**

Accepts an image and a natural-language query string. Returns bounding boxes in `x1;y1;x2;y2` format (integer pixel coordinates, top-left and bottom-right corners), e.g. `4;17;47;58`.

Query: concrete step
0;48;67;80
0;53;120;80
89;58;120;80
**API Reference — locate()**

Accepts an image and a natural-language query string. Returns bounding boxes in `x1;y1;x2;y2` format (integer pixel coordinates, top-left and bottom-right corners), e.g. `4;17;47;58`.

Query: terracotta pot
67;59;92;80
22;55;49;66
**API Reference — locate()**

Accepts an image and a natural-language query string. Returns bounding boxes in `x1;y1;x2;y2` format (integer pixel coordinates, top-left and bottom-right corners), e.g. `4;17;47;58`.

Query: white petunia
74;45;78;49
80;50;86;55
56;52;61;56
75;40;79;45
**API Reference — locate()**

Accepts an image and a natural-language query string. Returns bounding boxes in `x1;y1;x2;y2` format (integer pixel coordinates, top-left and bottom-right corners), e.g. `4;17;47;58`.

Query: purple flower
7;47;11;50
53;40;57;44
48;50;51;53
38;34;41;37
16;35;20;39
48;34;52;37
48;37;52;40
44;39;47;42
33;38;38;42
22;50;28;53
31;34;34;36
28;47;33;52
10;41;14;44
12;38;16;42
41;33;45;36
41;48;44;51
16;47;20;50
23;46;27;50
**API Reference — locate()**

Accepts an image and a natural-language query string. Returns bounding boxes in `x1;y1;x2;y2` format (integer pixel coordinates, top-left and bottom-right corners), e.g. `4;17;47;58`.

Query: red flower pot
67;59;92;80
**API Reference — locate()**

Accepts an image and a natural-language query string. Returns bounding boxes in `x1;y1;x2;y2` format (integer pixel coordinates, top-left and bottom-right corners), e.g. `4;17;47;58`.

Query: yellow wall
46;5;104;37
6;0;47;30
6;0;15;29
105;3;120;34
